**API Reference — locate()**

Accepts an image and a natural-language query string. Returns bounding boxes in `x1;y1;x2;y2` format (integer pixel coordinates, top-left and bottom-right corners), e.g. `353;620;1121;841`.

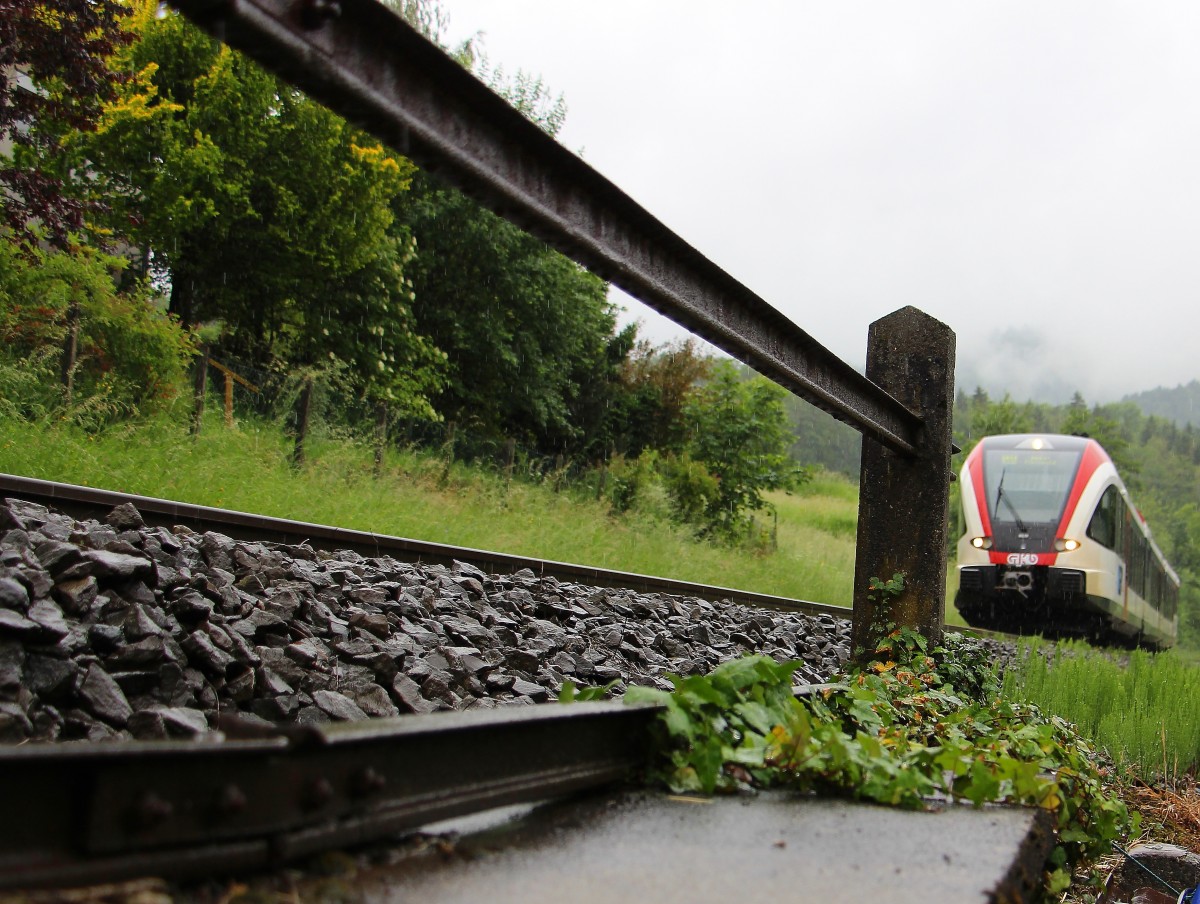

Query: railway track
0;473;846;620
1;698;660;890
0;473;1012;640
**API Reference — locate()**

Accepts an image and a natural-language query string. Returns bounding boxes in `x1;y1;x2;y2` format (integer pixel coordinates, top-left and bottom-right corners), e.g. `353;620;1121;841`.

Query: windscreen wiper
994;469;1028;534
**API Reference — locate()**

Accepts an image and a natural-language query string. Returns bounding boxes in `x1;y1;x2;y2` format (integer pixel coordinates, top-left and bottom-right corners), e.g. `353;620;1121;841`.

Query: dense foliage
0;242;192;423
587;361;810;541
678;362;809;537
398;170;629;454
0;0;133;247
87;5;446;425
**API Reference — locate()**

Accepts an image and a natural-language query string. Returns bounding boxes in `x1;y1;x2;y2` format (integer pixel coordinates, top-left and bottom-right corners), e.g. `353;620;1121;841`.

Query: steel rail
0;472;850;618
167;0;922;456
0;701;659;890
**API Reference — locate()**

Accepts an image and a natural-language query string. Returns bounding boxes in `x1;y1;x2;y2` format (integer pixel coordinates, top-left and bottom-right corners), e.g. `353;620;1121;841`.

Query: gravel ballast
0;496;866;744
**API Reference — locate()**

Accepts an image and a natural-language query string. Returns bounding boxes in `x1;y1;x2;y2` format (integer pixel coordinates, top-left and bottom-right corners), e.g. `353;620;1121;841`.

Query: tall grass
0;409;857;607
1002;638;1200;776
943;565;969;627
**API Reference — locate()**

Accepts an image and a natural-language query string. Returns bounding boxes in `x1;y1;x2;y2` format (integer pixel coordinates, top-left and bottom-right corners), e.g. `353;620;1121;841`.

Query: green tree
0;240;192;420
1061;396;1138;484
0;0;133;248
398;171;624;458
613;339;713;458
973;395;1031;439
382;2;624;459
677;361;809;538
86;6;445;444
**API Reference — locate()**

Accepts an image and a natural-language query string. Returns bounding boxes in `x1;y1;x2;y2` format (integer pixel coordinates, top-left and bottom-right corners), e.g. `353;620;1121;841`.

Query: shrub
681;362;810;538
0;242;194;421
658;450;719;525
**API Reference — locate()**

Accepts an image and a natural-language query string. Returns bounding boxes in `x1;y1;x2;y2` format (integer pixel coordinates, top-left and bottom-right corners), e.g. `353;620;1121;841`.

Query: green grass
943;563;969;627
0;410;858;607
1002;638;1200;775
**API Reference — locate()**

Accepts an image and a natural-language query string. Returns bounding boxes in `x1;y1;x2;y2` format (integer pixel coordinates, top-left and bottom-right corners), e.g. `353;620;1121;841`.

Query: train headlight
970;536;992;550
1055;538;1081;552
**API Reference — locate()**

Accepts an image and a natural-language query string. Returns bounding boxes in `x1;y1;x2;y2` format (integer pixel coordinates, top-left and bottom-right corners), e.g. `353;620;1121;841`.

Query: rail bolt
214;783;248;818
299;0;341;27
134;792;174;830
303;777;335;811
351;766;387;798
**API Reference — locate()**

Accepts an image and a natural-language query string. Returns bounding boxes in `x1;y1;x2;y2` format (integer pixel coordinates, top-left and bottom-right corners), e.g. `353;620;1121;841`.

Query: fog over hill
954;328;1195;408
627;295;1187;412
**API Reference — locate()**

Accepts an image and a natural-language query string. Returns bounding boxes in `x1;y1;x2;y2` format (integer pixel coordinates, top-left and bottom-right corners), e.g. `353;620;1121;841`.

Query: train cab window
1087;486;1121;550
984;448;1083;526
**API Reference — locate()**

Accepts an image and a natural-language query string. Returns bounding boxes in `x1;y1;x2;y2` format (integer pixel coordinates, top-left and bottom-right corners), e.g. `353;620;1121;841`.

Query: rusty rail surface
0;702;658;890
0;473;847;618
169;0;921;457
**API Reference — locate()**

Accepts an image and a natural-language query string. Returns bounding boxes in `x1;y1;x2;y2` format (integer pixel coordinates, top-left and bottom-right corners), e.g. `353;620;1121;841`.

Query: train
954;433;1178;648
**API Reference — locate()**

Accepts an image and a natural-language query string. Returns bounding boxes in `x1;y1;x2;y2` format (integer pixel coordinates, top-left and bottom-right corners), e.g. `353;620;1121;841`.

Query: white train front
955;433;1178;648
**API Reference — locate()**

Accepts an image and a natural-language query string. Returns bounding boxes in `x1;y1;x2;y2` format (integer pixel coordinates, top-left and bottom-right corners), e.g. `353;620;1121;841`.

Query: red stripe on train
989;551;1058;566
1058;441;1109;534
968;450;991;536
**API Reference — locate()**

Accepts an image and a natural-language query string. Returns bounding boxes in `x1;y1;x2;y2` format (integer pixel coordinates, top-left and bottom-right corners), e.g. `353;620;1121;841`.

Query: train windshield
983;448;1082;526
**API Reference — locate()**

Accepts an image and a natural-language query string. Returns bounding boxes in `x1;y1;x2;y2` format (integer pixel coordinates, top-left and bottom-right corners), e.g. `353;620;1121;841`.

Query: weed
627;578;1135;897
558;680;620;703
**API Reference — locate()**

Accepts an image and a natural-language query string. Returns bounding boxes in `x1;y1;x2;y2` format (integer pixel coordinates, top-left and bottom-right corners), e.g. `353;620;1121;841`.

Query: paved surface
359;790;1053;903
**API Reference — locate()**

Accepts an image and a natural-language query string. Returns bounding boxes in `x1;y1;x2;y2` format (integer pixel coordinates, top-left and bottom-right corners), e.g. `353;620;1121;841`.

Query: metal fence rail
169;0;955;645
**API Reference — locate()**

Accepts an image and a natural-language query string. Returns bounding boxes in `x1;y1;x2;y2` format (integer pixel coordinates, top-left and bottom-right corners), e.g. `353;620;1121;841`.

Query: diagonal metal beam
169;0;922;455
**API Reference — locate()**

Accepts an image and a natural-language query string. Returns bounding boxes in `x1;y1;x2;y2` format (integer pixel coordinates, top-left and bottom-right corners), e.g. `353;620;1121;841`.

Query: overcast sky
441;1;1200;404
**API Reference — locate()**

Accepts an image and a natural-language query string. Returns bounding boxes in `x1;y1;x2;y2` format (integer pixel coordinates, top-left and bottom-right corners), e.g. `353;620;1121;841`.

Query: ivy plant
625;575;1134;896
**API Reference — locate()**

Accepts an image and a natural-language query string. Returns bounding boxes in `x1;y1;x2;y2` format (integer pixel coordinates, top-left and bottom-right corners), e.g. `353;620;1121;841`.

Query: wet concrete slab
358;790;1053;903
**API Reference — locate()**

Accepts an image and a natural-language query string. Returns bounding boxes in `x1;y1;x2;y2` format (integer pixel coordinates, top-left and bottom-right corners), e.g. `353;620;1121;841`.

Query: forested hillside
1123;380;1200;428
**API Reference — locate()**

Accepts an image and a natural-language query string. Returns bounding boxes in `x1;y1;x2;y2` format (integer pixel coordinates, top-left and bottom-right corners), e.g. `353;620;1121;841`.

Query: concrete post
851;307;956;658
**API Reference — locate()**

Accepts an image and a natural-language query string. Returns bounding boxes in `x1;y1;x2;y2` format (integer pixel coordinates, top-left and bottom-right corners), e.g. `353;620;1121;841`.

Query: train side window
1087;486;1120;549
1129;531;1146;597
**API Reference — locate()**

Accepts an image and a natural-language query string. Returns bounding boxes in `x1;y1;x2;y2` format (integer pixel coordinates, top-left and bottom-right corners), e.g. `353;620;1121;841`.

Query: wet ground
347;789;1053;904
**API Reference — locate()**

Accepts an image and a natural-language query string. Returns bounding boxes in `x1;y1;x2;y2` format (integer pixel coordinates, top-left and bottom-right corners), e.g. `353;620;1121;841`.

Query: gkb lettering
1006;553;1039;566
